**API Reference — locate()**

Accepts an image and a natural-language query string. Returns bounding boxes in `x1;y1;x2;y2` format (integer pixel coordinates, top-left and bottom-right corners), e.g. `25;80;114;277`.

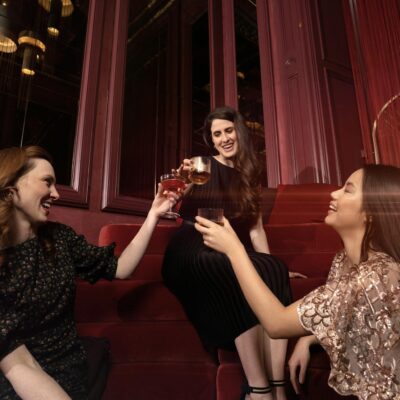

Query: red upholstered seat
75;280;187;322
268;183;340;225
102;363;217;400
77;222;216;399
266;223;342;277
98;223;180;257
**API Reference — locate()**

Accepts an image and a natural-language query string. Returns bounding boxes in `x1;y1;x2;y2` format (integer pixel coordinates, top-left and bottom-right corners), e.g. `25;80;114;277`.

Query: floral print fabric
0;222;117;399
298;250;400;400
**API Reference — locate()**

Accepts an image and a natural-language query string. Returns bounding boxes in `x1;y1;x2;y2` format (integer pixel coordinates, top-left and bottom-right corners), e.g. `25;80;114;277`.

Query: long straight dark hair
361;164;400;262
203;106;261;223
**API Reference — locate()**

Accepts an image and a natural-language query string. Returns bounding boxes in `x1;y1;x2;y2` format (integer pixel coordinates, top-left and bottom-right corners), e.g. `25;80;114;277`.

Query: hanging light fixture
38;0;74;37
18;30;46;75
0;2;18;53
47;0;62;37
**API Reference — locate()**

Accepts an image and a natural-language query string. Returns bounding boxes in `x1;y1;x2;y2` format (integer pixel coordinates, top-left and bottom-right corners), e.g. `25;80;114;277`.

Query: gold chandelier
18;30;46;75
0;1;17;53
38;0;74;37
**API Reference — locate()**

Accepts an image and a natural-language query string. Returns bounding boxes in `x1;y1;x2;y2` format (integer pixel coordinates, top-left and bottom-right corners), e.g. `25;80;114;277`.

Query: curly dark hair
203;106;261;223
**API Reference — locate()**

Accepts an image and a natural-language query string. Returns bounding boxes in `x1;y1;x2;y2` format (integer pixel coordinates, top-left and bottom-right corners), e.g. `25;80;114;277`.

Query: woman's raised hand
150;182;182;217
173;159;192;182
195;216;243;255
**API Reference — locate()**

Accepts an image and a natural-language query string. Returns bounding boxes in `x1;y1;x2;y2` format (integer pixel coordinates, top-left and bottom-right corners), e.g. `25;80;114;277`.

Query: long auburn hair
0;146;53;254
203;106;261;223
361;164;400;263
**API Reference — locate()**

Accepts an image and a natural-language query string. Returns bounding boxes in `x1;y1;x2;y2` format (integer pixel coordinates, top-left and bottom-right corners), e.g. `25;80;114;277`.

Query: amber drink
189;156;211;185
198;208;224;225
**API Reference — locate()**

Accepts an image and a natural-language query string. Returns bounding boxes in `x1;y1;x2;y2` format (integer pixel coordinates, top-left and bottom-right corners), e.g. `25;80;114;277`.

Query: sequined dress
162;157;292;352
0;222;117;399
298;250;400;400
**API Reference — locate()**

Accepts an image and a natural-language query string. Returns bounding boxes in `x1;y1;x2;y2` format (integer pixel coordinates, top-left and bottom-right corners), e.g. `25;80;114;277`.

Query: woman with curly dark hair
0;145;179;399
162;106;298;400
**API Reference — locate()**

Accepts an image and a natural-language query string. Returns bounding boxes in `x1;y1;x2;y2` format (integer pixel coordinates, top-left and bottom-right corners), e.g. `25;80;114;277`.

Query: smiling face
210;118;239;163
325;169;366;236
12;158;59;231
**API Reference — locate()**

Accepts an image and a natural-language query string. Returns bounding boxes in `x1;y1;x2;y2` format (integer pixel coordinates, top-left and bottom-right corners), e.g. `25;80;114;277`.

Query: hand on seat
288;335;316;394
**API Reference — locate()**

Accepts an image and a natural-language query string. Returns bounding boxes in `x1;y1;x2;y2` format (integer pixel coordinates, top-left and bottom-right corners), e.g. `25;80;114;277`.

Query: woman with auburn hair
0;146;179;399
195;164;400;400
162;106;303;400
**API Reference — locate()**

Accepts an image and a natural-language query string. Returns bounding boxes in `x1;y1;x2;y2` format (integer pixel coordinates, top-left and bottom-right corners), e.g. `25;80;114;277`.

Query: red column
208;0;238;109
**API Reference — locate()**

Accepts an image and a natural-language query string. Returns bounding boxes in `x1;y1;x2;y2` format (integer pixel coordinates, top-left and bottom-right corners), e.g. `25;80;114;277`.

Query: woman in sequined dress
196;164;400;400
0;146;178;399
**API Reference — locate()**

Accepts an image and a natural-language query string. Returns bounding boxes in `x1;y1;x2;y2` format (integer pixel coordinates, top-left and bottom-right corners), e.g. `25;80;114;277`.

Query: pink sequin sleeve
296;251;400;399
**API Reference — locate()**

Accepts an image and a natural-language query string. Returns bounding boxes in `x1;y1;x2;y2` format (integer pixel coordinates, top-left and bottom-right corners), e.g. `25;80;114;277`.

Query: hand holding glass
189;157;211;185
160;173;185;219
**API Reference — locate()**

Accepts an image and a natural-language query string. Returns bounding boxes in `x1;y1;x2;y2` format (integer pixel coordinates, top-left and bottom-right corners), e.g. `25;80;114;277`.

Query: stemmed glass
160;173;186;219
189;156;211;185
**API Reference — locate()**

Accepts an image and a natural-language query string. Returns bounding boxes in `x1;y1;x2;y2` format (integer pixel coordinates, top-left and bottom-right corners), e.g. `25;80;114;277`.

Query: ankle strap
269;379;285;387
246;385;272;394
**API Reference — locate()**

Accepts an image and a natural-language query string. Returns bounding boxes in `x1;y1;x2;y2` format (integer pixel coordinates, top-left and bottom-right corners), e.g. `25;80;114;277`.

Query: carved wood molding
56;0;105;207
101;0;152;215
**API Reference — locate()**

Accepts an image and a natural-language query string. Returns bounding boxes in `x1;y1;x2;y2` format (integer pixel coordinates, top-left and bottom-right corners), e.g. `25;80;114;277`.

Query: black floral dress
0;222;117;399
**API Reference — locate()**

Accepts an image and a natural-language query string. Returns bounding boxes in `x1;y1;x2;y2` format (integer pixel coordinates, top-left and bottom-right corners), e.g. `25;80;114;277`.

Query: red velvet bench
75;183;357;399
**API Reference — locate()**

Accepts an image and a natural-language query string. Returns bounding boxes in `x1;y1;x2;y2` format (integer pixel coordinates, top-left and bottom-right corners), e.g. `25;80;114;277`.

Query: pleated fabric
162;157;292;352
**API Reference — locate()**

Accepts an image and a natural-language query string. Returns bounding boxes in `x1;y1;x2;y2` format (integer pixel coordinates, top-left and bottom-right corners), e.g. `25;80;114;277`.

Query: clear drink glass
189;156;211;185
197;208;224;225
160;173;185;219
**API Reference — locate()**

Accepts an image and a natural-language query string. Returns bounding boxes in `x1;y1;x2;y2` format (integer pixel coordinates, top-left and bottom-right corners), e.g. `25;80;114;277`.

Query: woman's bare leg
235;325;273;400
263;333;288;400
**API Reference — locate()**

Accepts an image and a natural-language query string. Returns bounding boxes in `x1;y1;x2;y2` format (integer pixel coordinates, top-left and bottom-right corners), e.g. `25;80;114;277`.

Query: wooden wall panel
208;0;238;109
268;0;326;183
326;71;364;179
312;0;363;183
265;0;362;184
56;0;105;206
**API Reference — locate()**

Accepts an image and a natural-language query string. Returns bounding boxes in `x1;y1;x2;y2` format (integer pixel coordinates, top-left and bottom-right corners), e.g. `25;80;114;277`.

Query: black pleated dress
162;157;292;352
